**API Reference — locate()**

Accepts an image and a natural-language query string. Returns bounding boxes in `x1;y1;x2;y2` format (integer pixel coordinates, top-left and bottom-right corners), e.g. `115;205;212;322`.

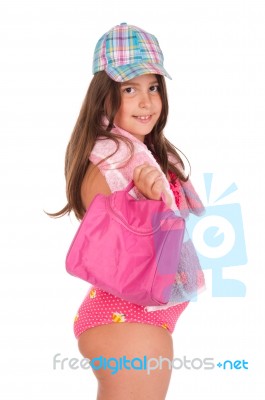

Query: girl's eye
150;85;159;92
122;85;159;94
123;87;135;94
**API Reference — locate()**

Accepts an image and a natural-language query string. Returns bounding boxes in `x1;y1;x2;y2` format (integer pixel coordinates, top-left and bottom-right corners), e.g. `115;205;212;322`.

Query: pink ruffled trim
168;170;182;208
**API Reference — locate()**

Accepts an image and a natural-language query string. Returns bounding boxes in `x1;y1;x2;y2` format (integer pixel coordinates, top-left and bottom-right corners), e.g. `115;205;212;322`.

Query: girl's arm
81;161;172;212
81;162;112;210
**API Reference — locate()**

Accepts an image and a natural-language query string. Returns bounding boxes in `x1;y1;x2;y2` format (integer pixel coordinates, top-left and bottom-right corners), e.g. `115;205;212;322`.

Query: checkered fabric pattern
92;23;172;82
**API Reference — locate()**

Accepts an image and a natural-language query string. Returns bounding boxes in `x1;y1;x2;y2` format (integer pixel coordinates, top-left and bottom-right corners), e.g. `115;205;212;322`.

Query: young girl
51;23;205;400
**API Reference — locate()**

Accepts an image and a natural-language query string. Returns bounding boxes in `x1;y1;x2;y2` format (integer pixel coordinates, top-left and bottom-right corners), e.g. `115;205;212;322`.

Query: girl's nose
139;92;151;108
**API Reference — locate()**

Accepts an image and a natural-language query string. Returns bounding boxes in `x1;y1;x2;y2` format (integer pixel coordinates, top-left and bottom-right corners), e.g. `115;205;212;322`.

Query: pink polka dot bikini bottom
74;286;189;339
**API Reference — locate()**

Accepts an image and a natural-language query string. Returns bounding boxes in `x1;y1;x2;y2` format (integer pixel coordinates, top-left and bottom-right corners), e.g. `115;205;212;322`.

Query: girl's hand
133;162;172;207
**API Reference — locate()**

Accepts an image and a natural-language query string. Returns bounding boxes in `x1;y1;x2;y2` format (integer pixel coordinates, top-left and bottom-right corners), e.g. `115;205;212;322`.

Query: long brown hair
48;71;189;220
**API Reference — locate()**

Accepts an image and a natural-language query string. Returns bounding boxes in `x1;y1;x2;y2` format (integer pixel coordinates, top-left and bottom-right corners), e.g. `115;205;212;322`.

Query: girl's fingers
133;163;161;183
133;163;166;200
133;162;150;180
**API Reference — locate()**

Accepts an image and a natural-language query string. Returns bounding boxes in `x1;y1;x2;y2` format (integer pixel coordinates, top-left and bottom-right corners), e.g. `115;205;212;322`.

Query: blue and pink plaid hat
92;23;172;82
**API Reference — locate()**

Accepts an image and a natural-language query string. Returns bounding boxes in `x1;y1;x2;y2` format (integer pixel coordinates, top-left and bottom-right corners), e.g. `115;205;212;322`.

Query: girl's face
114;74;162;142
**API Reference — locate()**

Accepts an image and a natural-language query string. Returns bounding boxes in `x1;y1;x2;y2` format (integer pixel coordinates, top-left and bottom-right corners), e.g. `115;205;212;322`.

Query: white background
0;0;264;398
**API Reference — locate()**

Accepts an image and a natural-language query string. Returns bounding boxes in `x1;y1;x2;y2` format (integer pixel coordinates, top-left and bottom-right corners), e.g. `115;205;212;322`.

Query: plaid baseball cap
92;22;172;82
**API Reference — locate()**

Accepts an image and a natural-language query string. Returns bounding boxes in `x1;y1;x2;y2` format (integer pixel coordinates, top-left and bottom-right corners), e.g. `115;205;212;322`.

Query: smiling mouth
133;115;152;121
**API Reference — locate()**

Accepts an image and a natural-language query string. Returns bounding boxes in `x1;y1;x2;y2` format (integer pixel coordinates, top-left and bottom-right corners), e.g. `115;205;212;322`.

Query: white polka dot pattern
73;287;189;338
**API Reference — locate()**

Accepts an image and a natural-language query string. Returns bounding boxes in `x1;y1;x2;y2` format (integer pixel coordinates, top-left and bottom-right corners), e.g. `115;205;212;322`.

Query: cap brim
106;62;172;82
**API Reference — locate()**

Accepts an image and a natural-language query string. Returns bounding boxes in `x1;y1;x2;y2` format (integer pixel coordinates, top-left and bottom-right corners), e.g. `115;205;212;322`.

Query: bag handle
125;180;167;205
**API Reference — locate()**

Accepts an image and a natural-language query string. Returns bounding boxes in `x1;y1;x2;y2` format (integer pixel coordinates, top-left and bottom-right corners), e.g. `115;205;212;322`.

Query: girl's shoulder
89;134;145;171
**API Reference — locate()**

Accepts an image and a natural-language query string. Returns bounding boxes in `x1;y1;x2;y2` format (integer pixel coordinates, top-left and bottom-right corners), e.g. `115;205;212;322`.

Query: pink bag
66;180;185;306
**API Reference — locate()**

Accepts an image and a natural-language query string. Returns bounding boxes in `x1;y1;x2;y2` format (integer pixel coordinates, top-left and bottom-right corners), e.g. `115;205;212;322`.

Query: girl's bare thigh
78;322;174;400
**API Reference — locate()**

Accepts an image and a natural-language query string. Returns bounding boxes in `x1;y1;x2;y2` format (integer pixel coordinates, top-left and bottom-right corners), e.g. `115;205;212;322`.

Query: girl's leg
78;322;174;400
